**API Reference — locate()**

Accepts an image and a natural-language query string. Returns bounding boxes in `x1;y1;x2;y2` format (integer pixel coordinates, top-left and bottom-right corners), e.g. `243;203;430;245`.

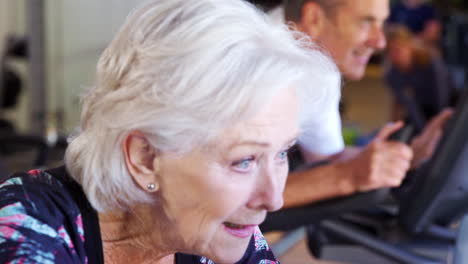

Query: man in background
262;0;452;231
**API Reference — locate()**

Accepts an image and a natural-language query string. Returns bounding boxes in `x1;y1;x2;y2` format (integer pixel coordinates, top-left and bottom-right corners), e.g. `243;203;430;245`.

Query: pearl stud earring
147;183;157;191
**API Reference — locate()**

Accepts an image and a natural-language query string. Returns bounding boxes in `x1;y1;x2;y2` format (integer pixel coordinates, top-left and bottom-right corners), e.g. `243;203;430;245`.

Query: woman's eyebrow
227;140;270;150
226;133;299;150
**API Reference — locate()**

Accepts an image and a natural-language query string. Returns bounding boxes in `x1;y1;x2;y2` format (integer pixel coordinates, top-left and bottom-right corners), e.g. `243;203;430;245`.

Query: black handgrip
389;124;414;144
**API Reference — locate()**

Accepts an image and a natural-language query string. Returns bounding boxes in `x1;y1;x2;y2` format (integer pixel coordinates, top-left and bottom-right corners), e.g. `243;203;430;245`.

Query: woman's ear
298;2;327;39
123;131;160;192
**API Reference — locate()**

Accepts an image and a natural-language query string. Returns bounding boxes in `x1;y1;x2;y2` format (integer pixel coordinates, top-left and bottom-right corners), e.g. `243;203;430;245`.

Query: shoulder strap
47;166;104;264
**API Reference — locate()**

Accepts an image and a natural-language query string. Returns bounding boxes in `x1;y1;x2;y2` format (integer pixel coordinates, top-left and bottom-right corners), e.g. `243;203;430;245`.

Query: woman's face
157;87;299;263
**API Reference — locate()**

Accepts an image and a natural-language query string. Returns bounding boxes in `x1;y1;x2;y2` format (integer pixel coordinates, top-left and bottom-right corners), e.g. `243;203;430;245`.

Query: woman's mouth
223;222;256;238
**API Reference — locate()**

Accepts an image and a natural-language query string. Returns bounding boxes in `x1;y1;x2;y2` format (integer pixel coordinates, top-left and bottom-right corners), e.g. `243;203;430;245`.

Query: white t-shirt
268;5;345;156
267;5;285;25
298;97;344;156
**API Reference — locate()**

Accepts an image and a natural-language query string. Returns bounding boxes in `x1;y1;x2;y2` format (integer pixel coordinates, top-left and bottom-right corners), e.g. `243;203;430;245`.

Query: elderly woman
0;0;339;263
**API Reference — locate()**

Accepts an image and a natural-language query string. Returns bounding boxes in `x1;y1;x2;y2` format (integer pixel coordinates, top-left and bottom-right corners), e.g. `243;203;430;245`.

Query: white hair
65;0;341;212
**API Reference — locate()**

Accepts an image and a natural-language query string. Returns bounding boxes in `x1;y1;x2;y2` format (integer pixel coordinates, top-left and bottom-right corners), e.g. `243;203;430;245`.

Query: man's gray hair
65;0;340;212
284;0;344;22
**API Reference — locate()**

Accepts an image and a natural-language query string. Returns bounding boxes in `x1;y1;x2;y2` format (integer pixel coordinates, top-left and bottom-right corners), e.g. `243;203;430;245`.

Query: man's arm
283;160;355;208
283;122;413;208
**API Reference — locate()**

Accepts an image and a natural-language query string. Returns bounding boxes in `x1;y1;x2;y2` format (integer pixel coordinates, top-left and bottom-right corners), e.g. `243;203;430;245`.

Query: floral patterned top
0;167;279;264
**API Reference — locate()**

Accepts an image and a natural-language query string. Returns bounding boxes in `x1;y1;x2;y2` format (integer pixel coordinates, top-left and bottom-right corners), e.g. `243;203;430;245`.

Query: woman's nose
246;165;286;212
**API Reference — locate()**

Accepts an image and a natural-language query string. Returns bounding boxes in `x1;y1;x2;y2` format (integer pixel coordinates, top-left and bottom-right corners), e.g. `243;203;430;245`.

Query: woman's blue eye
232;157;254;172
278;150;288;161
238;160;251;169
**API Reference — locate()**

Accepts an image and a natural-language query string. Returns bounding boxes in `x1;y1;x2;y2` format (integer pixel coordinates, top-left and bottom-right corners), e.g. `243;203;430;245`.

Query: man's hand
410;108;454;169
340;121;413;192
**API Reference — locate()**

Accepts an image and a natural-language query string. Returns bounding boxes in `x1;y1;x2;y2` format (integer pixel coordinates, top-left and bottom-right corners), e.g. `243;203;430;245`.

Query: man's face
314;0;389;80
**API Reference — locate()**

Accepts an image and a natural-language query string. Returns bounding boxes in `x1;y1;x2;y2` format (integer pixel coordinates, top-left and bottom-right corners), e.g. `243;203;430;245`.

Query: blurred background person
388;0;442;50
384;25;455;132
